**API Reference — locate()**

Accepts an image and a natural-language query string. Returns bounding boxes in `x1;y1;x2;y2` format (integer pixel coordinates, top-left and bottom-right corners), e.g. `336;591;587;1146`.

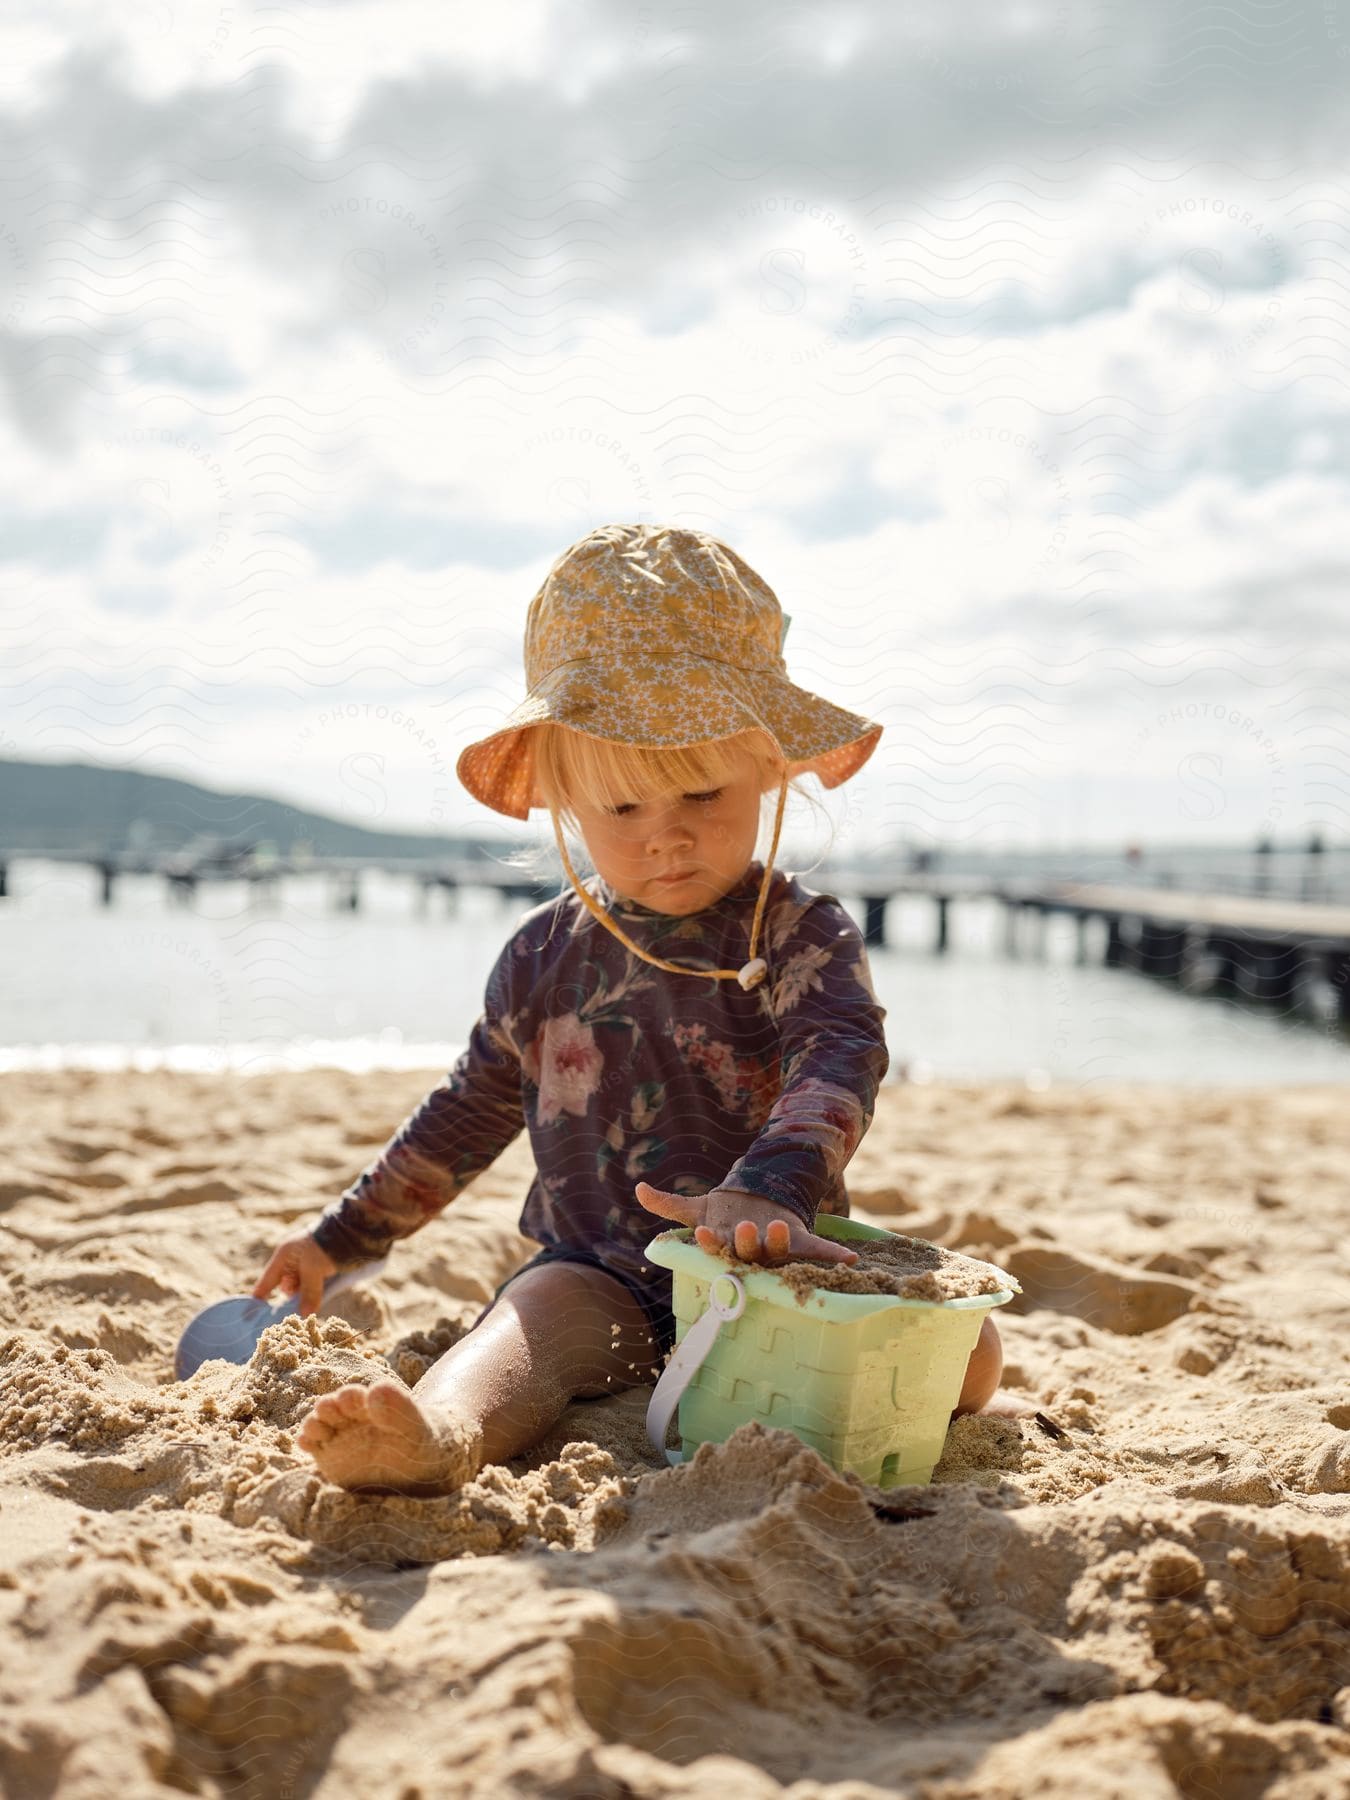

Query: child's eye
605;789;722;817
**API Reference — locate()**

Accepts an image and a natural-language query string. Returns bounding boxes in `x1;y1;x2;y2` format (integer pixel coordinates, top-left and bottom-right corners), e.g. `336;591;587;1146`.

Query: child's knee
970;1314;1002;1383
952;1315;1003;1417
499;1261;661;1396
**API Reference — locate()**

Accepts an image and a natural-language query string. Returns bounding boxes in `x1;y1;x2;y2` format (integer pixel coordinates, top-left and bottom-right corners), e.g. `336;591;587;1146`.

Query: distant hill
2;757;1337;880
0;759;514;861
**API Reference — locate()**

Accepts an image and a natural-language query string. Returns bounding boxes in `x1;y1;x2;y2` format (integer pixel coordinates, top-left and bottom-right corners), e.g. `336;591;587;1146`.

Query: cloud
0;0;1346;844
291;504;559;573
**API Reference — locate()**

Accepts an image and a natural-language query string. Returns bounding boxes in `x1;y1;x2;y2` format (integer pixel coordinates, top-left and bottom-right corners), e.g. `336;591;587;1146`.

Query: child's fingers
298;1271;324;1317
736;1218;793;1263
733;1219;761;1260
764;1218;792;1258
696;1217;841;1267
803;1232;859;1266
251;1250;283;1300
636;1182;698;1225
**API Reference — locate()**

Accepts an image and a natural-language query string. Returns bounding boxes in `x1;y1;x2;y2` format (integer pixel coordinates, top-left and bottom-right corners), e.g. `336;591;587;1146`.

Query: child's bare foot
976;1393;1038;1420
296;1380;484;1495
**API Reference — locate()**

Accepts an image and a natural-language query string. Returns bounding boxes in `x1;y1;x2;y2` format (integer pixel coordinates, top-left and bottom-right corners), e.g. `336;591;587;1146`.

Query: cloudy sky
3;0;1348;856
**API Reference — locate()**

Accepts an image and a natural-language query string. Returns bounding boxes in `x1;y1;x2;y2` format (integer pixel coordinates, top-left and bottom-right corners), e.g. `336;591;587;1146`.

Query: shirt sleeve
717;893;889;1230
311;938;527;1266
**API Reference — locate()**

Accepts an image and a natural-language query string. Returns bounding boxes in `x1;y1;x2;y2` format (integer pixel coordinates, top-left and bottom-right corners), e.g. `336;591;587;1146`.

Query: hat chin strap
549;767;790;991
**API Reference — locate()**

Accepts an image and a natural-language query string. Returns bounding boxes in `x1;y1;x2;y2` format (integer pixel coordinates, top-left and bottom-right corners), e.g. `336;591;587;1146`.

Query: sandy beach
2;1068;1349;1797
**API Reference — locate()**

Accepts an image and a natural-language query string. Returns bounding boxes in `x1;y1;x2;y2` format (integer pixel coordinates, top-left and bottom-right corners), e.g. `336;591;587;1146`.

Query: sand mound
2;1070;1349;1796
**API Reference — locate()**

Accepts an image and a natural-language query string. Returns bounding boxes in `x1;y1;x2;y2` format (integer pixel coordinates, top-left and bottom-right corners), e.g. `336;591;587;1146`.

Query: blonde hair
533;724;786;831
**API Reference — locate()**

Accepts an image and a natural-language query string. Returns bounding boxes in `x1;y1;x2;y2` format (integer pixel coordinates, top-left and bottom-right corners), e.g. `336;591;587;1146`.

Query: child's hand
635;1181;859;1267
252;1230;340;1319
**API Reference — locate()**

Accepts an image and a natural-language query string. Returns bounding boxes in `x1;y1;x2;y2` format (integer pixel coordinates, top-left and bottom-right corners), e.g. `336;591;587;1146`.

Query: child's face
573;753;771;916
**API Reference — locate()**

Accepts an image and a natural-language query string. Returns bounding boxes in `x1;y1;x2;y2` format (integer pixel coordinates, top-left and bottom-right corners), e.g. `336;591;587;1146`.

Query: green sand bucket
645;1215;1018;1488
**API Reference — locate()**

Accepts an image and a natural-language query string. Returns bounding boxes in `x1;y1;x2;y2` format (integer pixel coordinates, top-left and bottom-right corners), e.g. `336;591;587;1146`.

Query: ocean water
3;859;1349;1086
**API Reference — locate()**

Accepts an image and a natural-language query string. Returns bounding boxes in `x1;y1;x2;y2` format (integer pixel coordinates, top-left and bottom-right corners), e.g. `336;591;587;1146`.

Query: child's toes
365;1380;414;1421
329;1384;372;1418
308;1390;348;1423
307;1387;362;1429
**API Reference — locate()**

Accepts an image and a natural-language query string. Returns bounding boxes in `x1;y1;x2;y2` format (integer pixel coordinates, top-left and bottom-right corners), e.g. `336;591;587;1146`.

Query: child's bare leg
951;1316;1035;1419
296;1262;662;1495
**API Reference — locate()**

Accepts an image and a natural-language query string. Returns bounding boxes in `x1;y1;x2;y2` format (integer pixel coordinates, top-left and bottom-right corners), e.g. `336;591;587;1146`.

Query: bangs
534;725;777;820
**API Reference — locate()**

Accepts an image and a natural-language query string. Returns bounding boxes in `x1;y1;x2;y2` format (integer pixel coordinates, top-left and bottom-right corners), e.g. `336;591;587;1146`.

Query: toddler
253;523;1005;1494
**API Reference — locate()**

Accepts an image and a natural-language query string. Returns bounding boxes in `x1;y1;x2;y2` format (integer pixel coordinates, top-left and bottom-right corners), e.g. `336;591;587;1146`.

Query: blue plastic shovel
173;1258;389;1380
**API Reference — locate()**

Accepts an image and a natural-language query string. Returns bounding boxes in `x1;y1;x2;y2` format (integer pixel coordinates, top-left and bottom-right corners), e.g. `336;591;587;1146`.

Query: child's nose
646;809;695;850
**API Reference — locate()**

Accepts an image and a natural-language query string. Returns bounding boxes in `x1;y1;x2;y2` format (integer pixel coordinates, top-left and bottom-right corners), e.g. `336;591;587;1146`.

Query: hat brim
456;653;881;820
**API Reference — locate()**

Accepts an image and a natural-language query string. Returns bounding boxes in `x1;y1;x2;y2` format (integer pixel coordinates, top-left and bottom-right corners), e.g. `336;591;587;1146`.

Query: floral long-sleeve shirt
312;860;890;1318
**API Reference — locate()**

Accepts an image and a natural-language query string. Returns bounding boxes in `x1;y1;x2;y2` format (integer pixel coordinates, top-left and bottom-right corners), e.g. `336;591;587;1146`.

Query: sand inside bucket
714;1232;1020;1304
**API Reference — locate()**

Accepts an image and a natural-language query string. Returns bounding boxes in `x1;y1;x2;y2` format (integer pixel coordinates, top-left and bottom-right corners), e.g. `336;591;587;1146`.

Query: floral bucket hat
456;522;882;989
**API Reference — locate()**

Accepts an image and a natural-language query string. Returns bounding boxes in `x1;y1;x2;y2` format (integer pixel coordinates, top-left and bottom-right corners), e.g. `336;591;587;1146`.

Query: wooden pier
0;845;550;914
4;846;1348;1030
1017;881;1350;1024
845;874;1350;1030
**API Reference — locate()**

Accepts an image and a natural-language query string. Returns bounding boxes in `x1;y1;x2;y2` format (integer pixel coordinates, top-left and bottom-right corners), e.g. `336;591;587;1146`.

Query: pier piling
863;895;887;949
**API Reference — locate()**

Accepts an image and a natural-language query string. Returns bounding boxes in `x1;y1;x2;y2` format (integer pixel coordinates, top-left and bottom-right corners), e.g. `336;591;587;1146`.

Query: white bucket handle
646;1271;746;1466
